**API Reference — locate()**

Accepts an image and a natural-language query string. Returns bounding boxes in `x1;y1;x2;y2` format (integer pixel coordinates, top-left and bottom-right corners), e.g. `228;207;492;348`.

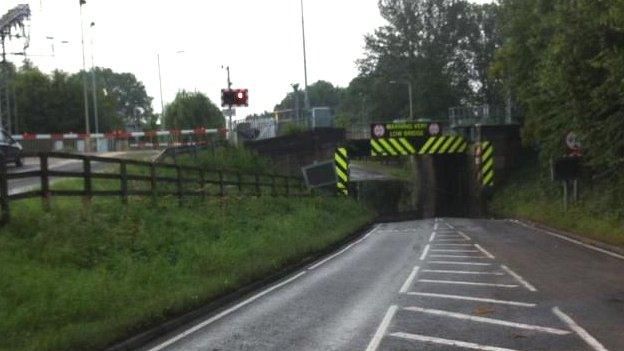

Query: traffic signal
221;89;249;107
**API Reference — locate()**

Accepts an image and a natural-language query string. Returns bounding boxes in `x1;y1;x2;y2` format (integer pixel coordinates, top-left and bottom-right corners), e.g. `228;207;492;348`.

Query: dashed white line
511;220;624;261
430;254;488;259
407;292;536;307
365;305;398;351
420;244;431;261
399;266;420;293
417;279;518;288
422;269;504;276
474;244;496;259
429;232;436;242
458;231;472;240
146;271;307;351
308;243;354;270
500;265;537;292
403;306;571;335
390;332;521;351
553;307;609;351
429;261;492;266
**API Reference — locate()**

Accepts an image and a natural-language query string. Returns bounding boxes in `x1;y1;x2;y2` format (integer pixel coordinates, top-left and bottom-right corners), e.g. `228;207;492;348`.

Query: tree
274;80;343;111
164;91;224;130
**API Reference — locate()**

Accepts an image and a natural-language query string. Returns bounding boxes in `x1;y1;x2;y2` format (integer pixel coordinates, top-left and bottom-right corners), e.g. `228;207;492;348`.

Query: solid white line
404;306;570;335
429;261;492;266
418;279;518;288
429;232;436;242
399;266;420;293
308;243;354;270
146;271;307;351
431;249;480;253
458;231;472;240
434;222;439;230
422;269;504;276
512;220;624;261
365;305;398;351
553;307;609;351
420;244;431;261
430;254;488;259
407;292;536;307
390;332;521;351
353;225;381;245
500;265;537;292
435;239;469;242
474;244;496;259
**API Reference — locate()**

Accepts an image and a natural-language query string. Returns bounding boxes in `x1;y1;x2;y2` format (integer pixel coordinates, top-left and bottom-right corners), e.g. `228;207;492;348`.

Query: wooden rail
0;152;308;225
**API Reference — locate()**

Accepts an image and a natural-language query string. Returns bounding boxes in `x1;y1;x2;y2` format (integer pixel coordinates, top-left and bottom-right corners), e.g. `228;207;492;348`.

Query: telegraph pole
90;21;99;134
79;1;91;150
300;0;310;112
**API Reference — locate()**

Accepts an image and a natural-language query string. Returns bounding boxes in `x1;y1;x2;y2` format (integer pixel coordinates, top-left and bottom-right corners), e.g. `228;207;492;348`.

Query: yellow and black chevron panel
370;137;416;157
418;136;469;155
335;147;349;196
478;141;495;187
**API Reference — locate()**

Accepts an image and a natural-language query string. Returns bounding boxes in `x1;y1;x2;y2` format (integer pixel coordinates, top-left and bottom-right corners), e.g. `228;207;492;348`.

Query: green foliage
0;195;373;351
179;147;270;174
164;91;224;130
491;155;624;247
494;0;624;172
5;64;154;133
274;80;343;112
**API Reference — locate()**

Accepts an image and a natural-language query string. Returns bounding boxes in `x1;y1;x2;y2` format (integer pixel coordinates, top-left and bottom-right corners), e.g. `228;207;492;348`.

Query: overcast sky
2;0;492;119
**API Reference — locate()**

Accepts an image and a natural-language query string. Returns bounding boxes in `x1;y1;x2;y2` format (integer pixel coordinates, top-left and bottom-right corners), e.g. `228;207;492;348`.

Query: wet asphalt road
141;218;624;351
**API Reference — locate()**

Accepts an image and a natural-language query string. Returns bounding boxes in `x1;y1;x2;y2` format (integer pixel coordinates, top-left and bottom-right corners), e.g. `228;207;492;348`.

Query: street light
79;0;90;149
390;80;414;121
90;21;99;134
300;0;310;112
157;50;185;128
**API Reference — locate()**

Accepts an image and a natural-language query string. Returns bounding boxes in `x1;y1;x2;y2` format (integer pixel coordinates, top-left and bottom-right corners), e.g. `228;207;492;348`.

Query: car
0;128;23;167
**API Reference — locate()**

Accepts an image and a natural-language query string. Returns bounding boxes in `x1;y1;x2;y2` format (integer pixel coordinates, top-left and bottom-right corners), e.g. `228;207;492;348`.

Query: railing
0;151;308;225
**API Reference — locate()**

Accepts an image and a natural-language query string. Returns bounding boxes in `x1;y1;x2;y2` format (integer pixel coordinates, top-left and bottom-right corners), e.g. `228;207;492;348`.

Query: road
350;164;396;182
8;150;159;195
141;218;624;351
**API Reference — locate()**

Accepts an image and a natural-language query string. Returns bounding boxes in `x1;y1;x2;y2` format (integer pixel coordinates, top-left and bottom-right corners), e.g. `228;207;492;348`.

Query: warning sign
370;122;437;139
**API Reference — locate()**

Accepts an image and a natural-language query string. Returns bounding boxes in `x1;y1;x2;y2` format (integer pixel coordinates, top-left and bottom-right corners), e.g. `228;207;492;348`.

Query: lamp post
79;0;91;150
390;80;414;121
300;0;310;112
90;21;99;134
157;50;185;128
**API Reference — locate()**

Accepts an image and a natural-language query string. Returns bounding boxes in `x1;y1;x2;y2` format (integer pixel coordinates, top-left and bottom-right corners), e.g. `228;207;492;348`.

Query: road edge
509;218;624;258
104;219;379;351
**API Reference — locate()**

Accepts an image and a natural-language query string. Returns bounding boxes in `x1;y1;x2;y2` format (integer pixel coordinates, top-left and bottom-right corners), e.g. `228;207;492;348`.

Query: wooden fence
0;152;308;225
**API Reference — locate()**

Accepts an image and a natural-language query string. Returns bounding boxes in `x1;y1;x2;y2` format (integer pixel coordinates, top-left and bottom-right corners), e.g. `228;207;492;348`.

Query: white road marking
429;261;492;266
399;266;420;293
422;269;503;276
511;220;624;261
308;243;354;270
458;231;472;240
435;239;469;242
390;332;521;351
418;279;518;288
432;243;473;247
431;249;480;253
500;265;537;292
353;225;381;245
407;292;536;307
429;232;436;242
474;244;496;259
434;222;439;230
365;305;398;351
146;271;307;351
430;254;487;259
553;307;609;351
404;306;571;335
420;244;431;261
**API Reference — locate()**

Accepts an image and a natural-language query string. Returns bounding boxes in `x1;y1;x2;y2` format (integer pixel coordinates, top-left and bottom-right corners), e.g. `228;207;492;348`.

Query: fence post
40;154;51;211
285;176;290;197
200;169;207;201
219;171;225;198
176;166;183;206
255;174;261;197
0;153;10;225
83;158;92;205
237;172;243;193
150;163;157;203
120;161;128;205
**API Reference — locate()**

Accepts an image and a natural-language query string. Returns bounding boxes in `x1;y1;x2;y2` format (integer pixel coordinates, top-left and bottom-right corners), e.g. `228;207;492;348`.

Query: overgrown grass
490;155;624;247
0;147;375;351
0;195;373;351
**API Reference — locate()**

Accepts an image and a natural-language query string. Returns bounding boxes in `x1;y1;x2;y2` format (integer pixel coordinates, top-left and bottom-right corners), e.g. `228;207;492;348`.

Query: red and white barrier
11;128;222;141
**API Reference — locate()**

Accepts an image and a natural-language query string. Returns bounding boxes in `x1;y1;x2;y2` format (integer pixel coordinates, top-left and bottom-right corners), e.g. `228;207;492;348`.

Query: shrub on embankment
490;153;624;248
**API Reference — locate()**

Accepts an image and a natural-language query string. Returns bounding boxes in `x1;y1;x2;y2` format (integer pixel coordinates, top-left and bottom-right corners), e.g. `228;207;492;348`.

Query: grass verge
490;155;624;248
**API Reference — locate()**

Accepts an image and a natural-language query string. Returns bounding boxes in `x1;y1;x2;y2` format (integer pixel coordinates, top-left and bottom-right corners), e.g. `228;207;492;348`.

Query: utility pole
157;53;165;127
79;0;91;150
300;0;310;113
90;21;99;134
